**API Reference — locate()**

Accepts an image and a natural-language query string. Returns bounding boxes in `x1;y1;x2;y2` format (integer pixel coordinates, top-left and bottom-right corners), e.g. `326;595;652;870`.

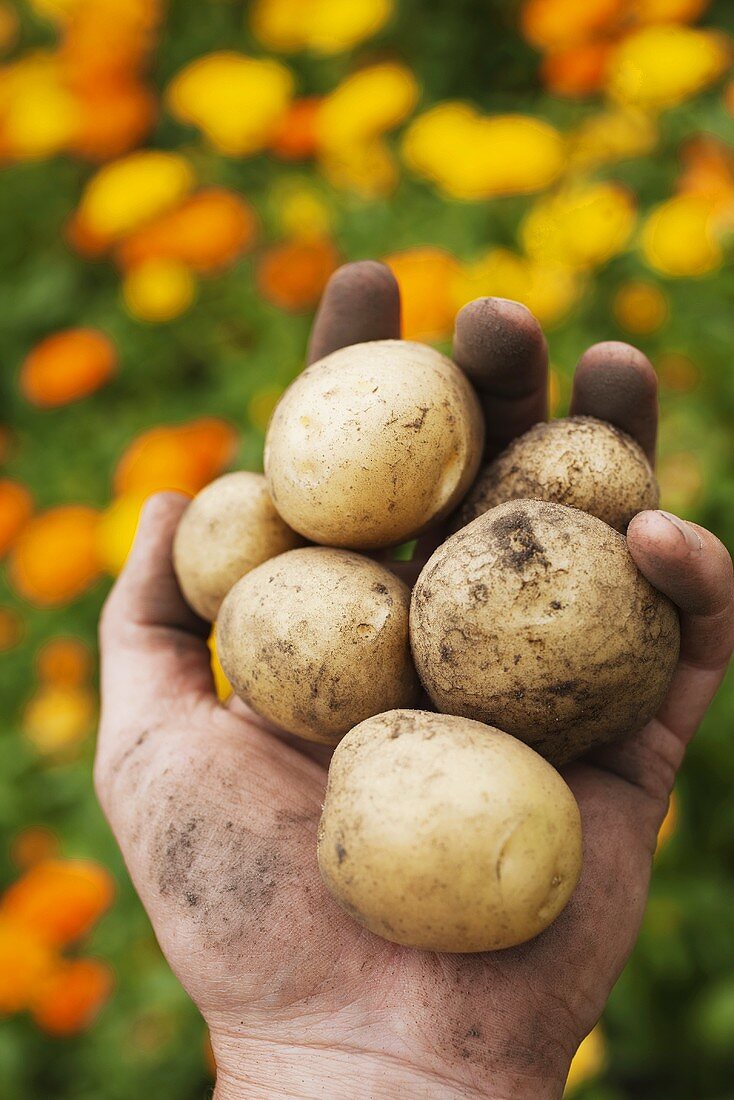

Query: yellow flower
521;181;636;270
641;195;722;276
456;249;582;326
403;104;564;200
606;25;730;111
208;629;232;703
311;63;417;196
613;280;669;333
318;62;419;149
0;52;77;160
273;184;332;241
23;685;96;754
656;790;678;851
76;152;195;243
568;108;658;170
657;449;704;513
251;0;393;55
564;1026;606;1093
167;52;293;156
123;259;196;323
248;386;285;433
96;493;147;575
319;138;398;199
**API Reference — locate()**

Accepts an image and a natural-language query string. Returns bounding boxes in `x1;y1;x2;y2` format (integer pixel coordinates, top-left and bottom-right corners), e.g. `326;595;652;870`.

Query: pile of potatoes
174;339;680;953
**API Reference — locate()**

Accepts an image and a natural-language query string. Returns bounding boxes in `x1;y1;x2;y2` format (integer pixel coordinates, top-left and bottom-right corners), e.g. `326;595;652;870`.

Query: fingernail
657;510;703;551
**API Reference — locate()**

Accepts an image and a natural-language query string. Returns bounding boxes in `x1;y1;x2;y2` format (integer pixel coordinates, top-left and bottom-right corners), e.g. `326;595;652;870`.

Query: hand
96;262;734;1100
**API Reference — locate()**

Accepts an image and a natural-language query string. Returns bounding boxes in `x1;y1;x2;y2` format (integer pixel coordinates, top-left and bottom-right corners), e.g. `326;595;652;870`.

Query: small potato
457;416;659;533
411;499;680;764
217;548;421;744
264;340;484;549
318;709;583;952
173;472;304;621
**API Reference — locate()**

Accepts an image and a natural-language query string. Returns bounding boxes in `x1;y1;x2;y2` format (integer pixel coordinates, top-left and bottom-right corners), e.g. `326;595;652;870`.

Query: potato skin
173;472;304;621
217;548;421;744
264;340;484;550
456;416;658;533
411;500;680;764
318;709;583;952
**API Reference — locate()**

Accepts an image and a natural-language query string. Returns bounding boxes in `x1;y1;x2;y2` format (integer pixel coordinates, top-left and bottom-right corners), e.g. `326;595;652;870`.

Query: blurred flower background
0;0;733;1096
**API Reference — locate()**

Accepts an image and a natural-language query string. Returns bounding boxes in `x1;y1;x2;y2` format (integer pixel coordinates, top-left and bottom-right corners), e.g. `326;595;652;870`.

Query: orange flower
37;636;92;687
178;418;238;482
114;428;205;496
69;80;157;161
657;351;699;393
541;39;615;97
614;280;669;334
1;860;114;948
0;606;23;651
678;136;734;221
9;505;102;606
521;0;623;51
113;419;237;496
0;2;19;55
257;236;340;311
385;247;461;342
59;2;158;86
0;916;55;1014
118;189;257;273
270;97;323;160
0;479;33;556
21;329;117;408
11;827;60;871
31;957;113;1036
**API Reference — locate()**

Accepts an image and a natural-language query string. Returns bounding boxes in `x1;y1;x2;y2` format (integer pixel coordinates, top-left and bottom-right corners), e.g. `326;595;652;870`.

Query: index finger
307;261;401;363
452;298;548;458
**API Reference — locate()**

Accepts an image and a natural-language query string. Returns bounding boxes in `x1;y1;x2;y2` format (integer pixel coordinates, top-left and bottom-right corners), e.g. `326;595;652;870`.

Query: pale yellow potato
264;340;484;549
457;416;659;534
318;709;583;952
173;471;303;621
217;548;421;744
411;499;680;764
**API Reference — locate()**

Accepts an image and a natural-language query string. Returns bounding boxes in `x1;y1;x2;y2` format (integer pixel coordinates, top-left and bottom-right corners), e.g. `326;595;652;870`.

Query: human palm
96;263;734;1099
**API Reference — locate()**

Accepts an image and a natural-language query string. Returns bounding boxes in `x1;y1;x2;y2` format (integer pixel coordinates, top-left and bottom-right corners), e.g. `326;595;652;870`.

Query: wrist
211;1035;566;1100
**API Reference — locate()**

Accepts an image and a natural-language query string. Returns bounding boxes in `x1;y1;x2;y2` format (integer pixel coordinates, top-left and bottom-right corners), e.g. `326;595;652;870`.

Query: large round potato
217;548;421;744
264;340;484;549
456;416;658;533
411;500;680;764
173;471;303;621
318;709;583;952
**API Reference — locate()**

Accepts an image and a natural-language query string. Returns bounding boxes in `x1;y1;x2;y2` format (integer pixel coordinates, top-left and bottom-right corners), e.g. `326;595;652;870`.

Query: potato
456;416;658;533
264;340;484;549
217;547;421;744
173;472;304;621
411;500;680;764
318;709;583;952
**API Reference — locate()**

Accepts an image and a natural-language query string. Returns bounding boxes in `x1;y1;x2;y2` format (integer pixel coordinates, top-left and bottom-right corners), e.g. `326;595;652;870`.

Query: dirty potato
264;340;484;550
217;548;421;744
456;416;658;533
318;709;583;952
411;500;680;764
173;471;304;621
